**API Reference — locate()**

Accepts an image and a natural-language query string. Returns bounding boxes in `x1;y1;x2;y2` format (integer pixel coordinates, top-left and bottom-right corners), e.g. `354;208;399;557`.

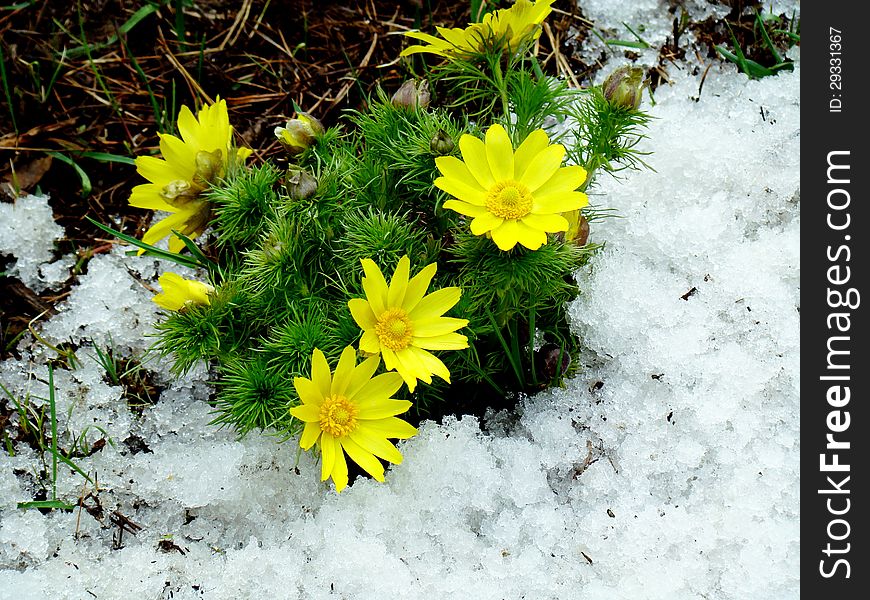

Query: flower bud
564;210;590;246
601;66;645;110
430;129;455;155
391;79;430;110
275;112;324;155
535;343;571;383
286;167;318;200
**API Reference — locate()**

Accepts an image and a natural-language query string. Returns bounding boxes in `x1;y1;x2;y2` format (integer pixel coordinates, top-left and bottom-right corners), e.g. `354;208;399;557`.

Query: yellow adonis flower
152;272;214;311
289;347;418;493
129;98;251;253
400;0;555;58
348;256;468;392
435;123;588;251
274;112;324;155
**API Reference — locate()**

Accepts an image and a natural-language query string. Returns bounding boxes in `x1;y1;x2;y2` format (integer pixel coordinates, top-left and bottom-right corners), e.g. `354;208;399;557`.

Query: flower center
375;308;414;351
319;395;358;438
486;180;533;220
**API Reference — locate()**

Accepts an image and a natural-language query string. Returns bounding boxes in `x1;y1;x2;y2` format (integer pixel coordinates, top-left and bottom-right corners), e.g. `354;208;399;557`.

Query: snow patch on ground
0;195;71;293
1;7;799;599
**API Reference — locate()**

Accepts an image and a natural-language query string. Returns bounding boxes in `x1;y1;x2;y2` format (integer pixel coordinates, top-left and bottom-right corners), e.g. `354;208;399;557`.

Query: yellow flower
401;0;554;58
348;256;468;392
129;98;251;253
435;124;588;251
289;347;418;493
152;272;214;311
274;113;324;155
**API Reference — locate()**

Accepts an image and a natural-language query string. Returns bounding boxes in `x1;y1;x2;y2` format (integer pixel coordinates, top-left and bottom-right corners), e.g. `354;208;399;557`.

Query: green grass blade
48;364;58;501
0;44;18;134
17;499;76;511
46;152;91;196
85;216;202;269
80;151;136;165
755;11;783;64
65;3;159;57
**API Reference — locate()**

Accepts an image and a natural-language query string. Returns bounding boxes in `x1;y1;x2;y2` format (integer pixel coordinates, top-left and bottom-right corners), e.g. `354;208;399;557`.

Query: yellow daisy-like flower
289;347;418;493
435;123;589;251
400;0;555;58
348;256;469;392
152;272;214;311
129;98;251;253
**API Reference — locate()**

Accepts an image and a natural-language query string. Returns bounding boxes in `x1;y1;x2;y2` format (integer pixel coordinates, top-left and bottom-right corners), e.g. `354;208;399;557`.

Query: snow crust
1;3;799;597
0;195;71;292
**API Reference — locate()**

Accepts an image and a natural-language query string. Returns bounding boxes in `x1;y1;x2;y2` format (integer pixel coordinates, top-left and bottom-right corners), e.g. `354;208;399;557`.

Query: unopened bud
275;112;325;155
430;129;455;155
601;66;645;110
160;179;200;207
536;343;571;383
565;211;590;246
286;168;318;200
391;79;430;110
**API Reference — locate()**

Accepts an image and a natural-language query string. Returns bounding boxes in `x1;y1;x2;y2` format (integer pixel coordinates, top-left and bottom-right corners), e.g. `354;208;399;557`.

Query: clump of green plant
97;0;653;492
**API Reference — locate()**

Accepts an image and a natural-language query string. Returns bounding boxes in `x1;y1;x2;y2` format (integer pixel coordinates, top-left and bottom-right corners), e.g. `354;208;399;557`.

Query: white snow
0;2;800;598
0;194;71;293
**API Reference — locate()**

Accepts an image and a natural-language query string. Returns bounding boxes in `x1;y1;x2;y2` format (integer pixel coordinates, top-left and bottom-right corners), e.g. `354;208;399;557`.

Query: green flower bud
193;148;224;186
391;79;430;110
286;167;318;201
430;129;455;155
275;112;325;155
601;66;645;110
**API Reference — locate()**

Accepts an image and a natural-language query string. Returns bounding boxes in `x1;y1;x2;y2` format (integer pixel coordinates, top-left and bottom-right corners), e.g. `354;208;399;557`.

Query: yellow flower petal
490;219;521;251
359;329;381;354
311;348;332;399
412;333;469;351
330;346;357;397
360;258;389;315
294;377;323;405
356;398;413;420
289;403;320;423
331;444;349;492
355;373;405;406
470;213;504;235
442;199;489;218
387;256;410;308
158;133;196;174
513;129;550;180
435;156;485;192
320;434;336;482
408;287;461;321
412;317;469;338
348;298;377;330
348;428;404;464
515;220;548;250
402;262;438;313
411;347;452;383
485;124;515;181
519;144;565;191
535;165;587;196
339;437;385;482
520;213;569;233
532;191;589;214
129;183;176;212
393;348;432;388
345;355;381;399
358;417;418;440
299;421;321;450
136;155;188;186
435;176;487;207
459;134;495;189
371;417;421;440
